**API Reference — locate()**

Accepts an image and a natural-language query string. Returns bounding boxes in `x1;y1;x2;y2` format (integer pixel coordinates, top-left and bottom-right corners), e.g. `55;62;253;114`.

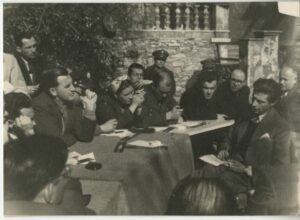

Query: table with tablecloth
69;132;194;215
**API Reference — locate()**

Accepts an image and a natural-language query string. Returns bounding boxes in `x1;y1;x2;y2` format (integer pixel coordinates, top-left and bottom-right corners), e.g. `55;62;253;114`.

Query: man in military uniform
144;49;176;95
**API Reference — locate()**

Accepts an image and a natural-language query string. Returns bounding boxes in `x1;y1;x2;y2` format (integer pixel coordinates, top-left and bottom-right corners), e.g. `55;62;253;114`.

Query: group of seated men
3;32;300;215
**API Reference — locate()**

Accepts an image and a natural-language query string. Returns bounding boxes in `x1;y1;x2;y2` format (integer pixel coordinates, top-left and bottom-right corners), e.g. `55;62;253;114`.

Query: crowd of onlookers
3;32;300;215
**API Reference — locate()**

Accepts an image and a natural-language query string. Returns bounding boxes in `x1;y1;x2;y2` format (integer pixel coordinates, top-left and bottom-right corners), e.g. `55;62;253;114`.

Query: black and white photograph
2;0;300;216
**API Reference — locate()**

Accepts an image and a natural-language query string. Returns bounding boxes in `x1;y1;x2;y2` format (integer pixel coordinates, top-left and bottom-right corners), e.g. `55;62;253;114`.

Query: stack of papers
102;129;134;138
127;140;165;148
199;154;225;166
67;151;96;165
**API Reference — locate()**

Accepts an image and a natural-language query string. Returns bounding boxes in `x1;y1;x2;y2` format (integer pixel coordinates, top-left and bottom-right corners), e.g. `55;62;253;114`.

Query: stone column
254;30;281;81
127;4;145;30
239;30;281;88
215;4;229;31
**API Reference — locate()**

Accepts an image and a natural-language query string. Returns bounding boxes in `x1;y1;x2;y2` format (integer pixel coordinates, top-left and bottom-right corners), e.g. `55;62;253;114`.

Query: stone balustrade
141;3;229;31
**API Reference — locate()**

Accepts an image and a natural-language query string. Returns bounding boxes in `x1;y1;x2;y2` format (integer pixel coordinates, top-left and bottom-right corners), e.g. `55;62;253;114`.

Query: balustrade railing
144;3;216;30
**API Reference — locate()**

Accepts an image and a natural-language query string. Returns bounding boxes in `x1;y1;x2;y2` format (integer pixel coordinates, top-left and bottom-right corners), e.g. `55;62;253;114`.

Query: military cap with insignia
152;49;169;61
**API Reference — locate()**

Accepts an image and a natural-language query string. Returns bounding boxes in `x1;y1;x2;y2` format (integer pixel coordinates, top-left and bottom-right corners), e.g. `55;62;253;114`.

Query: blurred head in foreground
166;177;237;215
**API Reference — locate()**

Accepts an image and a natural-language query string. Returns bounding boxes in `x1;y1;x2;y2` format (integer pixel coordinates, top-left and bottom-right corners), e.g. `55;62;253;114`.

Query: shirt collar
54;97;68;114
258;112;267;122
21;57;30;71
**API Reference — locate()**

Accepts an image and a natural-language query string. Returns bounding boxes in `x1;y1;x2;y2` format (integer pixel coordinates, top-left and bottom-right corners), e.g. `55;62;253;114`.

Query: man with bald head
215;68;251;119
276;64;300;133
137;71;179;127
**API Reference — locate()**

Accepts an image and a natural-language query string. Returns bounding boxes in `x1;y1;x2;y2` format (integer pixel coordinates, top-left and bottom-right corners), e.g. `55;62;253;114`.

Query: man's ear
49;88;57;97
16;46;22;53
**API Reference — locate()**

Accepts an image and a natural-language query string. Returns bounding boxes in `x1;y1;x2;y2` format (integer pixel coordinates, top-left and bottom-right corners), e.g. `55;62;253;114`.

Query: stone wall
100;30;222;100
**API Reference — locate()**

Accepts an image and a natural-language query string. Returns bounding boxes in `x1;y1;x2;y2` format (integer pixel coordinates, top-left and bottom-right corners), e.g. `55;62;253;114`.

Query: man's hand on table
100;119;118;133
166;107;181;121
224;160;252;176
217;150;229;160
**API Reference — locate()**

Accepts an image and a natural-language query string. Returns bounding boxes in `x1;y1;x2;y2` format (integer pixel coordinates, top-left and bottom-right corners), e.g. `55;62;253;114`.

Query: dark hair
4;134;68;201
128;63;145;77
4;92;32;120
93;63;114;82
253;78;281;103
196;69;218;90
166;177;236;215
14;32;35;47
116;79;133;96
39;67;69;94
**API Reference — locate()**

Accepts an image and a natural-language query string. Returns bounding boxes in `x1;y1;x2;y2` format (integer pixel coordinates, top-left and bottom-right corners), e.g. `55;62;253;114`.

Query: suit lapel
249;109;275;144
48;95;65;132
14;54;33;85
236;120;249;144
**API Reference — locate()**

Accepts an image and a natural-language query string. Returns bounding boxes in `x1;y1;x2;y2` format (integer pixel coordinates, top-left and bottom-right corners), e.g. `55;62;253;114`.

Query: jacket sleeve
139;95;168;127
96;99;134;129
250;124;292;178
71;107;96;143
33;103;77;147
116;109;135;129
180;91;194;120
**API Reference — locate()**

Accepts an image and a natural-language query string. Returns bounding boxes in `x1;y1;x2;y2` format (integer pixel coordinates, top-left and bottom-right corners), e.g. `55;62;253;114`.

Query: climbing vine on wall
3;3;133;74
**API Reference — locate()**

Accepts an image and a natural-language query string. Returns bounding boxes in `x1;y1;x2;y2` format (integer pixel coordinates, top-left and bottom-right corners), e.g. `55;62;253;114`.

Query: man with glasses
216;68;251;119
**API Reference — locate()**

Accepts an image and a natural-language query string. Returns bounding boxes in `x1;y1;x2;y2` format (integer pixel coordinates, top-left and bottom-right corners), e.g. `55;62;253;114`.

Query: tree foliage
4;3;132;73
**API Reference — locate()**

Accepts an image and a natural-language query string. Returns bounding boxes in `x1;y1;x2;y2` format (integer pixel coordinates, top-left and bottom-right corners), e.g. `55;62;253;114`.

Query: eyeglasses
230;78;245;84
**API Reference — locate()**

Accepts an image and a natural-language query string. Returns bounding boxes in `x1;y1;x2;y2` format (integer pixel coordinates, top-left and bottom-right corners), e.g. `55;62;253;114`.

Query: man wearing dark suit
180;69;219;120
215;68;251;119
180;70;226;162
32;67;97;147
138;71;178;127
276;65;300;132
4;135;94;215
213;78;296;214
13;32;47;96
144;49;176;95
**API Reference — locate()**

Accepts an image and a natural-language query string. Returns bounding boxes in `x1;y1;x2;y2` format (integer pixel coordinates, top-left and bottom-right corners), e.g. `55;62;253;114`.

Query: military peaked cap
152;49;169;60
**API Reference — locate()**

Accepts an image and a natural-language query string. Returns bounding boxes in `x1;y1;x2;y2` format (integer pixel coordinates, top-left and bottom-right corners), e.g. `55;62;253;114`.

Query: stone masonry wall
100;30;219;100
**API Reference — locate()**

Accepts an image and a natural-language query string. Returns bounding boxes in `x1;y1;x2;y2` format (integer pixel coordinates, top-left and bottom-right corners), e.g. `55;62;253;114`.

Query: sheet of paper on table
67;151;96;165
170;121;203;128
151;127;168;132
101;129;135;138
127;140;165;148
170;119;235;136
199;154;225;166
